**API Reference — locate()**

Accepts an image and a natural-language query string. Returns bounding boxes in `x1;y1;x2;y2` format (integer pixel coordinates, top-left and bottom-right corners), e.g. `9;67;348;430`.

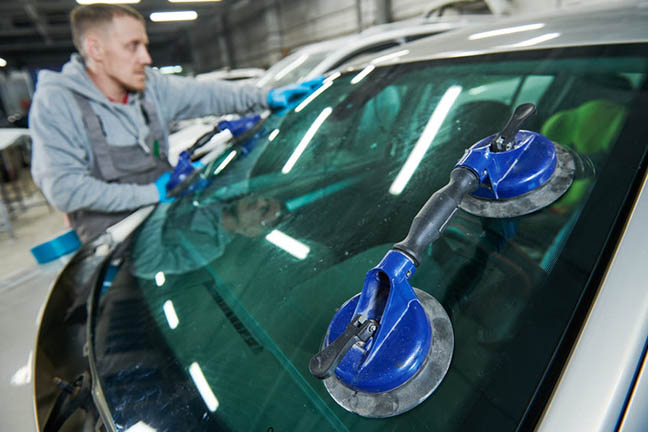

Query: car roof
301;16;498;79
195;68;265;81
341;1;648;70
257;14;499;87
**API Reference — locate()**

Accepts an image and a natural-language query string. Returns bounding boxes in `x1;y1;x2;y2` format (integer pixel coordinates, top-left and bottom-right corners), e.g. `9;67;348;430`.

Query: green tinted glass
94;45;648;431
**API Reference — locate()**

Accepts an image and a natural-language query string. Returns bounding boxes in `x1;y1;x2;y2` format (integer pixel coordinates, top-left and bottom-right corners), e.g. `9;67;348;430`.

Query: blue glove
267;75;325;111
154;171;174;203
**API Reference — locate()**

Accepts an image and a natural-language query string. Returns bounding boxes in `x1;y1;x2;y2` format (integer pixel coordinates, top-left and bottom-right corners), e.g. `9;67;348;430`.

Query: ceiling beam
23;0;53;45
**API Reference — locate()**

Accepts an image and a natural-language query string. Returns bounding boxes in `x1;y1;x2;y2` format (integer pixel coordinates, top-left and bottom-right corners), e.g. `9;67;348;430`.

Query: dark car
34;3;648;431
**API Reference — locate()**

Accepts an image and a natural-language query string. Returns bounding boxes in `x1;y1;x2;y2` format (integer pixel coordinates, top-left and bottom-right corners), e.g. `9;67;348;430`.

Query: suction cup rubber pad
459;143;575;218
322;289;453;418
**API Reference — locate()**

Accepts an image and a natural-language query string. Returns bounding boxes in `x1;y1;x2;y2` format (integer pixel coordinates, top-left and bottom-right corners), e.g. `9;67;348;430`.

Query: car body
169;16;490;167
195;68;266;84
27;2;648;431
255;14;495;89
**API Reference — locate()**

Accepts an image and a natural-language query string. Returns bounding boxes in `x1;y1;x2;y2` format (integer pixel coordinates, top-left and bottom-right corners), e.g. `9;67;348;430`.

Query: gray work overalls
69;93;171;242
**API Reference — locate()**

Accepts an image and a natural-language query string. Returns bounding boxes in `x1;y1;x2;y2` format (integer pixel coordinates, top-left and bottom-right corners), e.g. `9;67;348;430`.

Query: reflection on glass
390;85;463;195
214;150;237;175
273;54;308;81
371;49;410;65
469;23;545;40
323;71;341;84
509;32;560;48
163;300;179;330
268;129;280;141
350;64;376;85
281;107;333;173
154;271;165;287
265;229;310;260
189;362;219;412
295;81;333;112
124;421;157;432
9;351;31;386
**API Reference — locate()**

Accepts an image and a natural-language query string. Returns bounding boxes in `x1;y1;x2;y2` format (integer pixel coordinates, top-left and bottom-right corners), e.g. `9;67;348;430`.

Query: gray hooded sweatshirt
30;54;268;214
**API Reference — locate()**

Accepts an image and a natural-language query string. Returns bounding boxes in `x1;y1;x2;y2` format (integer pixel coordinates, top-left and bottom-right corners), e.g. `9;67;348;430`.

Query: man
30;4;319;242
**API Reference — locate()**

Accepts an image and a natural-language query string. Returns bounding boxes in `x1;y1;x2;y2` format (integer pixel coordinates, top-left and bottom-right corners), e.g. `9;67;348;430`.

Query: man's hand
154;171;174;203
267;76;325;111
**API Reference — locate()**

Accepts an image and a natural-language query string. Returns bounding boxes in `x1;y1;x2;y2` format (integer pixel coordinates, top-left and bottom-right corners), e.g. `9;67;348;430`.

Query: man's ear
85;32;104;62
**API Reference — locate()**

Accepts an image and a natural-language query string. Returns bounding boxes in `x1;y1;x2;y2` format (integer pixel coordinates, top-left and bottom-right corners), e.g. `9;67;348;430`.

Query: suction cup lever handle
309;315;378;379
491;103;537;152
394;167;479;266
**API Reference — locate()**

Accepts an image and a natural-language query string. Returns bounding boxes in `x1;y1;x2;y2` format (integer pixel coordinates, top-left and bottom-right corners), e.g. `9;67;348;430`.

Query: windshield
91;44;648;431
257;48;337;88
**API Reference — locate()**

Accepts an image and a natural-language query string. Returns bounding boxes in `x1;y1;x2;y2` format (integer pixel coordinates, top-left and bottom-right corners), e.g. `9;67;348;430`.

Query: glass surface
93;44;648;431
257;48;336;88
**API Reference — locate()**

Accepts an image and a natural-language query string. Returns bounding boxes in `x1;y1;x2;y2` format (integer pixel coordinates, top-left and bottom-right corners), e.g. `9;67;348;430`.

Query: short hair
70;4;145;56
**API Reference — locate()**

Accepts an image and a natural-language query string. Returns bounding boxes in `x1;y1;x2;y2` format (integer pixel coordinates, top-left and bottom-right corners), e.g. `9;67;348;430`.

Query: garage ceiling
0;0;234;70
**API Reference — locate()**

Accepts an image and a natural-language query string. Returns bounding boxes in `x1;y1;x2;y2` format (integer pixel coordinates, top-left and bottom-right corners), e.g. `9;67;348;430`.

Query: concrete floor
0;175;67;278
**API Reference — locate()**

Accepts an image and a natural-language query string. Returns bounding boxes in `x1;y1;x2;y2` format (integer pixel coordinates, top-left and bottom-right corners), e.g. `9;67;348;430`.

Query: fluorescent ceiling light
155;271;166;286
159;65;183;74
389;85;462;195
189;362;219;412
76;0;140;4
294;80;332;112
265;230;310;260
150;11;198;22
508;32;560;48
469;23;545;40
0;57;6;67
163;300;179;330
282;107;332;173
350;64;375;85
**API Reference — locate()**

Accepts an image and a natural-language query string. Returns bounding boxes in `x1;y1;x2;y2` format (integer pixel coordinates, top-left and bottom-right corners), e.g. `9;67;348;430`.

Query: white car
7;2;648;431
194;68;266;84
256;14;495;89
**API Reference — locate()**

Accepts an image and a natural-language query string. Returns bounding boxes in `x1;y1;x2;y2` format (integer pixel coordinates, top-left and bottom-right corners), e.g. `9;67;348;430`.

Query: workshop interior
0;1;647;431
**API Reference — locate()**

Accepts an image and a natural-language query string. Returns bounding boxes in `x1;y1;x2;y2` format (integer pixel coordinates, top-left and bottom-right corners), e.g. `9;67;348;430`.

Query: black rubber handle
490;103;537;152
309;316;378;379
393;167;479;266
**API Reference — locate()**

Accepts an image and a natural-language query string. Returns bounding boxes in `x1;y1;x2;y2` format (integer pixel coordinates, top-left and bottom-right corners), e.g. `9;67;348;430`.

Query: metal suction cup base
322;288;453;418
459;143;575;218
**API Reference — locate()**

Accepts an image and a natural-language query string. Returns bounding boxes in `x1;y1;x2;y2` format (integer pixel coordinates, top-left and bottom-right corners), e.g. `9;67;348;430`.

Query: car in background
256;14;495;89
195;67;266;84
30;2;648;431
169;15;490;165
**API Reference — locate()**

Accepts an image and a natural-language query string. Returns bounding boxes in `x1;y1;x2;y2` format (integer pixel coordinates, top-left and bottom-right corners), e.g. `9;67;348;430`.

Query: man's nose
138;46;152;65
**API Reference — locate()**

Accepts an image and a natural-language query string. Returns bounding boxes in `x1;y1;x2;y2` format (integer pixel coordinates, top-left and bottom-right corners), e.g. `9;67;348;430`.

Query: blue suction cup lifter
316;250;431;393
218;114;261;137
310;103;572;417
456;103;575;217
166;150;195;192
456;130;557;200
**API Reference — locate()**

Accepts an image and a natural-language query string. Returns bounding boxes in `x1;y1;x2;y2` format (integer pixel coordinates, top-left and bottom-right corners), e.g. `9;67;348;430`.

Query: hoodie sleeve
30;87;160;213
147;70;270;124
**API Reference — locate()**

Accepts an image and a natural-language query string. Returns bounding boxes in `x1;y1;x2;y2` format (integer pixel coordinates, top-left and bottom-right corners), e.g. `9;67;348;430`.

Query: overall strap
71;92;106;178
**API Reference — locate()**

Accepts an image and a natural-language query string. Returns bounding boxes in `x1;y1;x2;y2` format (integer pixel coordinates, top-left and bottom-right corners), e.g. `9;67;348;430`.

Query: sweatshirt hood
38;54;111;104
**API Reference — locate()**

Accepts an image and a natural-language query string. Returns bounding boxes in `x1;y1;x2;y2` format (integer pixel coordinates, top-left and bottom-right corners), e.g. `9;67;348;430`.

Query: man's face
93;15;152;92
